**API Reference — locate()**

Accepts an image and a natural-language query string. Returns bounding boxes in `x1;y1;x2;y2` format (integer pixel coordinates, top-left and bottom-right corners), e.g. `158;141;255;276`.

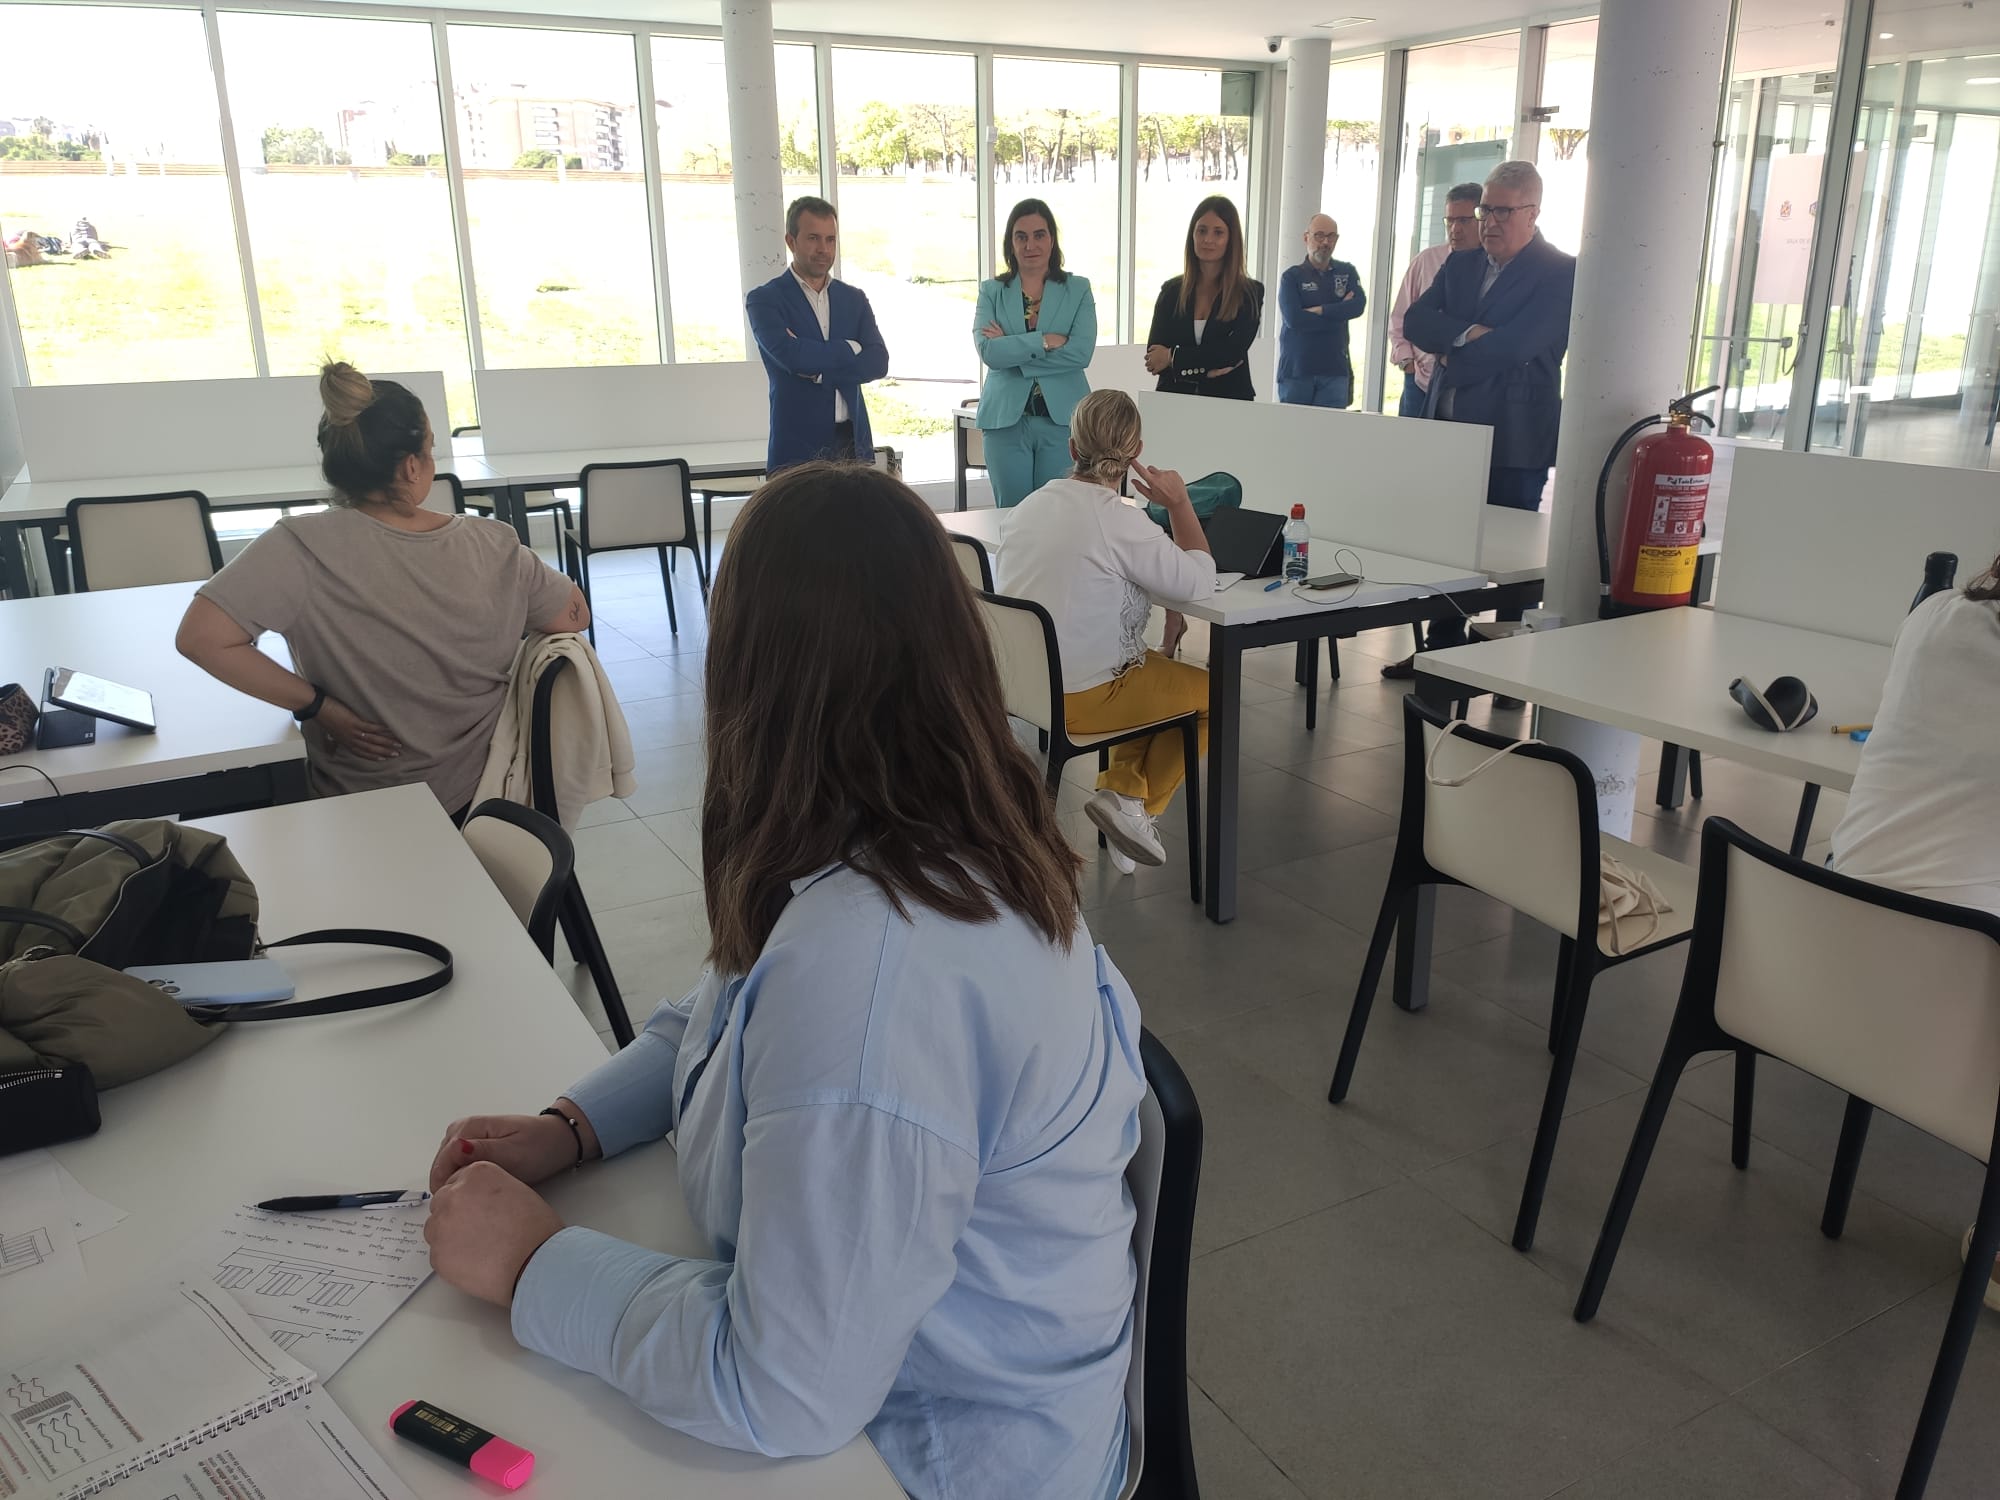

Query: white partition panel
1716;448;2000;646
1083;344;1162;398
1130;390;1493;569
18;371;450;481
474;362;769;455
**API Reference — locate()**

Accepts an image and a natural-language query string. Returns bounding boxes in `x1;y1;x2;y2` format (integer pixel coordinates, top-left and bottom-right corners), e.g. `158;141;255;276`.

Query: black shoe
1381;656;1417;681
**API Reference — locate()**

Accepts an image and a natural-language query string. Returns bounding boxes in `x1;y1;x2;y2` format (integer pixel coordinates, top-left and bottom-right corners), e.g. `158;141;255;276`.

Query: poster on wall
1751;152;1823;305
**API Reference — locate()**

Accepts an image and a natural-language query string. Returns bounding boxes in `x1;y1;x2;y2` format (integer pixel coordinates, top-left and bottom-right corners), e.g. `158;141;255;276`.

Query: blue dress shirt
511;864;1145;1500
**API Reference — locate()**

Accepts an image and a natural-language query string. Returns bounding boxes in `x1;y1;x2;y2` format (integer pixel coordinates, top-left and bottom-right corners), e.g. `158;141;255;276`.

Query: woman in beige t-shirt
177;363;589;818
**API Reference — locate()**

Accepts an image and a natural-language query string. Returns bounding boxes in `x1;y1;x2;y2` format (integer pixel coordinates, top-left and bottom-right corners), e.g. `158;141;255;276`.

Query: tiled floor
551;543;1998;1500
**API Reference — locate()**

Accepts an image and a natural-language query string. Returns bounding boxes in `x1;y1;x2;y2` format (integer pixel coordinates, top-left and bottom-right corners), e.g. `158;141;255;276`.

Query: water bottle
1911;551;1957;613
1282;504;1309;584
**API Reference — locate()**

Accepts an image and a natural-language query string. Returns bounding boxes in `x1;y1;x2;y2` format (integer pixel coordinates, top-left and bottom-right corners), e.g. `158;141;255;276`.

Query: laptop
1202;507;1288;582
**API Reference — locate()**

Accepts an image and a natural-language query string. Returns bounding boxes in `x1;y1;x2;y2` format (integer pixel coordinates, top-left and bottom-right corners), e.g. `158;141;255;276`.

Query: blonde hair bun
1068;389;1142;488
319;361;375;428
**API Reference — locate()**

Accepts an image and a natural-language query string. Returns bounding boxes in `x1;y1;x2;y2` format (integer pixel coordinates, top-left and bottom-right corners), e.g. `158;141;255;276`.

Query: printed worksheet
93;1399;415;1500
189;1205;432;1380
0;1155;87;1349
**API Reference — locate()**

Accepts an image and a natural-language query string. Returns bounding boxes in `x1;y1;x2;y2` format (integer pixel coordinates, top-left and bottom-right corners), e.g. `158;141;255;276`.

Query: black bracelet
540;1106;585;1168
293;685;327;723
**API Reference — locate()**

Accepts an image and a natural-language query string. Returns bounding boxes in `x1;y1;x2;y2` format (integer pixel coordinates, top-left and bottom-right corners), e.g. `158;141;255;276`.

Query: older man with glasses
1383;159;1576;678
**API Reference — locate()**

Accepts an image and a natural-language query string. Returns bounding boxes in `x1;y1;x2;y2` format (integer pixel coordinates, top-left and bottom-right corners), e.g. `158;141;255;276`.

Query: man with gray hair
1385;160;1575;676
1388;182;1483;417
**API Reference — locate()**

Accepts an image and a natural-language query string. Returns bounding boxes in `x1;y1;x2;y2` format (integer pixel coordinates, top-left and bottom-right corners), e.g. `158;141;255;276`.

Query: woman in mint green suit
973;199;1096;507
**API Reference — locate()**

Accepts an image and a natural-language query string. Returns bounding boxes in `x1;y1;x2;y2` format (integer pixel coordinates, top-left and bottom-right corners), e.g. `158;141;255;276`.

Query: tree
844;101;909;175
1548;127;1590;161
514;148;580;170
261;125;349;166
905;100;972;175
779;120;815;174
32;116;53;139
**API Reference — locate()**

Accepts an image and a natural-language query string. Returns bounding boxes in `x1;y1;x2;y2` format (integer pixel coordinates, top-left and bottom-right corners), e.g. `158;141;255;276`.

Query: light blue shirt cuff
511;1225;683;1377
561;991;698;1158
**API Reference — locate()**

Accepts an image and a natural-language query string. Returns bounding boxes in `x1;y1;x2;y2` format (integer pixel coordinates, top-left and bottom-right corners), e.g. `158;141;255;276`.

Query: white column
1274;38;1332;278
1539;0;1731;832
721;0;787;342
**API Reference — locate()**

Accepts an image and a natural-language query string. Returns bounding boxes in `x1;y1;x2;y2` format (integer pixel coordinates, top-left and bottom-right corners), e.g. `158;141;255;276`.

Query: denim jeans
1276;374;1352;409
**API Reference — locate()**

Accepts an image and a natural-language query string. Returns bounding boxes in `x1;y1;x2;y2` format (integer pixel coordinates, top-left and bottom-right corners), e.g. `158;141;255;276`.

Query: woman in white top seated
996;389;1217;871
177;362;587;821
421;463;1146;1500
1829;554;2000;1301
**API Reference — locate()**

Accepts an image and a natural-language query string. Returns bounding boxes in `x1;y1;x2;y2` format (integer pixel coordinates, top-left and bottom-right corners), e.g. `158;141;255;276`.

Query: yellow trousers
1063;652;1210;817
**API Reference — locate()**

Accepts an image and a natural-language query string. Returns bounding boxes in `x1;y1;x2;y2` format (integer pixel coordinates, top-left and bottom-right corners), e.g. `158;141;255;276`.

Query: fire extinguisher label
1631;474;1708;596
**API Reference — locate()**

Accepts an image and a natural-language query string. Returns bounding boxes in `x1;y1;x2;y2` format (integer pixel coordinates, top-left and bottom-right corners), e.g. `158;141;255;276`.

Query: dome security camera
1266;35;1283;53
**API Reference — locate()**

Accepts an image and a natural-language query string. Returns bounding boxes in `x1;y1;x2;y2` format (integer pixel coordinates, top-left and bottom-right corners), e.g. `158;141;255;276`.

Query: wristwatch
293;685;327;723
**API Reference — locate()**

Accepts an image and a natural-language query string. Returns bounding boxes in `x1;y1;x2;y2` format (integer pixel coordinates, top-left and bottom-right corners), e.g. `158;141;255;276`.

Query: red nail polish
459;1139;474;1155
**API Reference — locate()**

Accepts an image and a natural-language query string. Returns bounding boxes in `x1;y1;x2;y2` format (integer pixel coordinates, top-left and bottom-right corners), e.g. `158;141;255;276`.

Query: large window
991;57;1120;343
1134;66;1253;331
447;24;657;369
1535;20;1597;258
652;38;819;363
220;12;473;424
830;46;976;482
1321;55;1385;399
0;4;255;382
1385;33;1518;411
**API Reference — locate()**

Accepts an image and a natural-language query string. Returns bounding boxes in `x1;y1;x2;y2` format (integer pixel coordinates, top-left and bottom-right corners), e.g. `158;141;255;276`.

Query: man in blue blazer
1391;161;1575;675
745;196;891;474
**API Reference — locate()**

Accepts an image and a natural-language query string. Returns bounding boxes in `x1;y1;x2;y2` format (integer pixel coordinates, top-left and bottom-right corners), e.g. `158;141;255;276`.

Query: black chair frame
1575;815;2000;1500
983;590;1201;905
463;797;573;960
530;655;636;1047
1135;1028;1203;1500
569;458;708;643
1328;694;1702;1250
65;491;224;592
432;471;467;514
951;533;994;591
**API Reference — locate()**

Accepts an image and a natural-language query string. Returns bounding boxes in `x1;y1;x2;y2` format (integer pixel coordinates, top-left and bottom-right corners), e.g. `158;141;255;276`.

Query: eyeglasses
1443;214;1477;226
1475;203;1538;222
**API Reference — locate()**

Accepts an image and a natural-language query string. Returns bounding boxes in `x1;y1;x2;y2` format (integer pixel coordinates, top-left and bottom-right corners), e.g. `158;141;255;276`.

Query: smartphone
1304;572;1361;591
123;959;295;1007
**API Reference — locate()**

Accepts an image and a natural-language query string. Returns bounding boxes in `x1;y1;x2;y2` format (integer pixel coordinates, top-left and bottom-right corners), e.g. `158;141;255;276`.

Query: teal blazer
973;273;1096;430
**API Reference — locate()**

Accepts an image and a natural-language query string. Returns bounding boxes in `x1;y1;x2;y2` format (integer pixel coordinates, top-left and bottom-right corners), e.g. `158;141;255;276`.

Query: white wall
0;271;24;490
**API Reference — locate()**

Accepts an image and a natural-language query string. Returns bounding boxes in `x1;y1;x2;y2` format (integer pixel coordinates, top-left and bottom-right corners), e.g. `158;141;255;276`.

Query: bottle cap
1290;503;1305;518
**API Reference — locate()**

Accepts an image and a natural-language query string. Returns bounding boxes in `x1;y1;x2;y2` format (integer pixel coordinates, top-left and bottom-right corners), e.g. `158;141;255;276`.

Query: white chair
419;472;466;516
453;425;576;546
1576;815;2000;1500
975;590;1201;904
950;534;993;592
461;799;571;960
1329;693;1700;1250
64;491;223;592
566;458;706;642
1120;1028;1202;1500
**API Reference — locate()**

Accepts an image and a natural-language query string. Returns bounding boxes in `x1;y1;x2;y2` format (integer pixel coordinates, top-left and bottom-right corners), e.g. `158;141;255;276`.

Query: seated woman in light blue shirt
974;197;1097;507
422;461;1148;1500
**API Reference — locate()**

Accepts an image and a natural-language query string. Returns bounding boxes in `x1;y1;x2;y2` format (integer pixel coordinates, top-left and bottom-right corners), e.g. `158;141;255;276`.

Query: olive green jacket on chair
973;272;1097;430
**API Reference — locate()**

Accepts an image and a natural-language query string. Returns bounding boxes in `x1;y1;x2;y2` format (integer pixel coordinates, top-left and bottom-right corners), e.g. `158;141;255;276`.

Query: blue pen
1263;578;1286;592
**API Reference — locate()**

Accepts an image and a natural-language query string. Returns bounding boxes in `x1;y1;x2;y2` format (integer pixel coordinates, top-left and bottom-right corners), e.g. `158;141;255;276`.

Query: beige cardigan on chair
474;633;637;831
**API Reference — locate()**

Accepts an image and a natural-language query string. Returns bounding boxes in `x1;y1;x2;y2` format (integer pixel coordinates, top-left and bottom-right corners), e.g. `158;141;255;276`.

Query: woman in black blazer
1145;195;1263;401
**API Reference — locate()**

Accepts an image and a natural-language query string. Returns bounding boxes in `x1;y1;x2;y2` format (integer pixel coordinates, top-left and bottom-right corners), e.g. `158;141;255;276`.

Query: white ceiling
415;0;1552;62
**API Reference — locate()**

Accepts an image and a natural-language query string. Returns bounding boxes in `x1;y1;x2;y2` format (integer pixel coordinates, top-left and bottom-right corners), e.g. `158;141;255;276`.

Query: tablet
46;668;157;732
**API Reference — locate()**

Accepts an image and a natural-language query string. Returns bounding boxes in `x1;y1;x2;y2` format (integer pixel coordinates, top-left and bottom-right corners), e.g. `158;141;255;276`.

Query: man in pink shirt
1388;182;1484;416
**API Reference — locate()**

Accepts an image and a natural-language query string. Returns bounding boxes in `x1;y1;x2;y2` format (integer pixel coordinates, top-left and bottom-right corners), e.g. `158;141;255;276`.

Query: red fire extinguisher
1597;387;1720;615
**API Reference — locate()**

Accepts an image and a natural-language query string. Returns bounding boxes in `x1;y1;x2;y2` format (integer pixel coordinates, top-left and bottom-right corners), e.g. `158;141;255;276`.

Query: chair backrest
975;591;1063;735
951;533;993;592
1694;817;2000;1163
965;426;986;469
1121;1028;1202;1500
462;799;573;961
420;472;465;516
869;445;901;478
65;491;224;591
579;459;695;550
1403;694;1598;942
529;654;570;822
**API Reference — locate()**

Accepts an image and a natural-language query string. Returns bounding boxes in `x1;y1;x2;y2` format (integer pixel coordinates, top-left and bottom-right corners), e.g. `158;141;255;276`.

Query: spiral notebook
0;1281;343;1499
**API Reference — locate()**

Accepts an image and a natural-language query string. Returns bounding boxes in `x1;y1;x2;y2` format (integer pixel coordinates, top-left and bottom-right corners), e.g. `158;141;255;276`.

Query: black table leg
1203;626;1244;924
1393;885;1436;1013
497;485;532;544
703;491;713;581
1656;743;1692;810
954;424;969;511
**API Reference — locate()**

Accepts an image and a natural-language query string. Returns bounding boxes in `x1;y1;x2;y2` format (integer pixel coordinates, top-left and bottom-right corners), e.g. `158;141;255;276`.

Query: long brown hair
1177;194;1248;321
702;463;1082;973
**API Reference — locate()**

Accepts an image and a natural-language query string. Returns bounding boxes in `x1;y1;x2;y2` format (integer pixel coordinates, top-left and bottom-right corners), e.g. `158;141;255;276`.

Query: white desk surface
0;438;499;523
1418;608;1890;791
458;435;768;487
942;506;1489;628
39;785;901;1500
0;580;301;808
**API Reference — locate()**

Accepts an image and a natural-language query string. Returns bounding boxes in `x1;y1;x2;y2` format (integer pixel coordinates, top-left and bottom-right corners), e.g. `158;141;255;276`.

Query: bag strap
1423;719;1544;788
183;929;453;1024
0;906;87;947
0;830;164;952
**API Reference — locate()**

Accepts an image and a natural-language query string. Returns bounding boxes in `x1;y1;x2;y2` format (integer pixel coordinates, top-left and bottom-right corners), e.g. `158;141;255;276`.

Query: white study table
34;784;902;1500
941;506;1519;924
0;580;305;836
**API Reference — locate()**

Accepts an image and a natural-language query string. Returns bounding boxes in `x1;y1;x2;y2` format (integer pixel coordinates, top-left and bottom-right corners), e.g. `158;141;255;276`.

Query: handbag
0;682;37;755
1145;470;1242;530
1424;720;1673;955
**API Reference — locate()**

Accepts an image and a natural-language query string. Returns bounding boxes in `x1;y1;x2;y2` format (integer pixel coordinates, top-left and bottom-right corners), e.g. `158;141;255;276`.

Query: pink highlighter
391;1399;535;1490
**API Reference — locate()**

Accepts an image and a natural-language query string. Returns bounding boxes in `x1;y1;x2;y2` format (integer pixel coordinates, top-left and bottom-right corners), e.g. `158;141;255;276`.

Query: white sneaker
1105;844;1138;876
1085;790;1167;867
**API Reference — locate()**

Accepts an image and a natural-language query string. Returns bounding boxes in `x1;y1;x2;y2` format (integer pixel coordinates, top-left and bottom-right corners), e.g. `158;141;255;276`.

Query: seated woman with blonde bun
176;362;588;821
